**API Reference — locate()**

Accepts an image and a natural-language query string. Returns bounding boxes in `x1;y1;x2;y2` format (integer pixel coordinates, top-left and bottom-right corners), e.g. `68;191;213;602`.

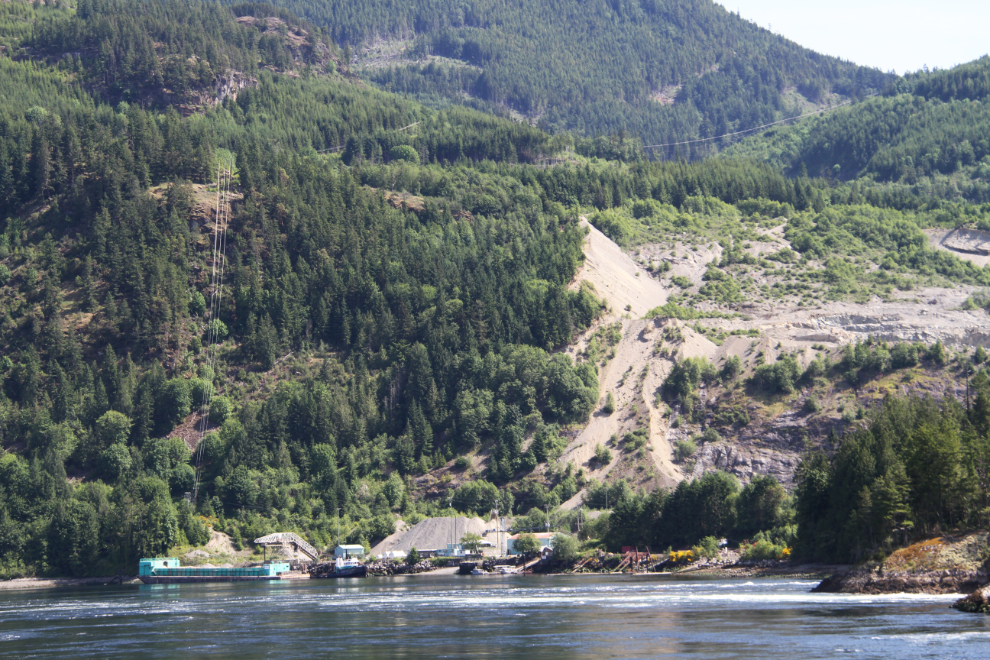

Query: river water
1;574;988;658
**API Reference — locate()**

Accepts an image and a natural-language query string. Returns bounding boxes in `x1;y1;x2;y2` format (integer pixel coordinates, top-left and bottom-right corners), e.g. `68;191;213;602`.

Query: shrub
664;357;717;402
751;355;800;395
803;396;821;414
741;539;788;561
692;536;720;560
891;342;920;368
701;427;721;443
454;456;471;471
550;533;578;561
720;355;742;381
927;340;946;365
594;443;612;465
674;440;697;462
602;392;616;415
407;547;421;565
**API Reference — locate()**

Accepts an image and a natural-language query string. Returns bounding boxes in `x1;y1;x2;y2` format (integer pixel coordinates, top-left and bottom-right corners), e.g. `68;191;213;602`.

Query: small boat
470;567;487;575
497;566;518;575
309;557;369;579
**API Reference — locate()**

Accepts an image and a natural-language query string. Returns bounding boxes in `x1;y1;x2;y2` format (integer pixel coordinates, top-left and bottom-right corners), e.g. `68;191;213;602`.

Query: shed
334;544;366;558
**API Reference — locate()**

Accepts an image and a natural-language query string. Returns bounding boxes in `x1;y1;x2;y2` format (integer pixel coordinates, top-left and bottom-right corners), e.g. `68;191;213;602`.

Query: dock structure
254;533;321;561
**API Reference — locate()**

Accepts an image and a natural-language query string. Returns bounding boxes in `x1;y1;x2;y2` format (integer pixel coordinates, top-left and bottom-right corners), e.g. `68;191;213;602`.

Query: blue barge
138;558;290;584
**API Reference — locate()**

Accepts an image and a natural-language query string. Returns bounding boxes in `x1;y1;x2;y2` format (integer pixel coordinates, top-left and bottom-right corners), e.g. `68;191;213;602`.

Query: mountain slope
723;56;990;202
258;0;891;155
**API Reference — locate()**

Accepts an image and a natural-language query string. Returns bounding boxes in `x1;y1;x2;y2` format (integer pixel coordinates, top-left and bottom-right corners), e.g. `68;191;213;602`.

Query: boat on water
138;558;290;584
309;556;368;579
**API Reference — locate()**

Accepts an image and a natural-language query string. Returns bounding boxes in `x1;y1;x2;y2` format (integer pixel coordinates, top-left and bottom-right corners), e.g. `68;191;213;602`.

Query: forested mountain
254;0;890;155
724;56;990;202
0;0;987;579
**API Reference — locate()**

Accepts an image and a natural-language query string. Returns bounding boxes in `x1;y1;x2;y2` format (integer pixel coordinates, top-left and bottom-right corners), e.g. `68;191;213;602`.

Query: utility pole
545;505;550;533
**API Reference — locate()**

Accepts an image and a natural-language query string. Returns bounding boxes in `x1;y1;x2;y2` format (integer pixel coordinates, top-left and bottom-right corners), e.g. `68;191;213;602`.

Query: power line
642;99;857;150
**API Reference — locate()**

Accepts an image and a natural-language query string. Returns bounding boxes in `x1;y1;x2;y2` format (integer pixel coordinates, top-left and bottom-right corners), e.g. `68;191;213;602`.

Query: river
1;574;988;658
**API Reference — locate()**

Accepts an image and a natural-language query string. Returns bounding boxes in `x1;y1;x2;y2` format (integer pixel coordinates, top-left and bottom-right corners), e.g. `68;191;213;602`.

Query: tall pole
336;507;342;552
545;505;550;533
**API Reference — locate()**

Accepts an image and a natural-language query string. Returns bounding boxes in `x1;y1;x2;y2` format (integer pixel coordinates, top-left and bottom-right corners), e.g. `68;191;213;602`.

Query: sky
722;0;990;74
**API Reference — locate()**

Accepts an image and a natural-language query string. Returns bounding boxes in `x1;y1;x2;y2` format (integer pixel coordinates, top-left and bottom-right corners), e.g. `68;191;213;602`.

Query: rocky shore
810;533;990;598
811;568;986;595
953;585;990;614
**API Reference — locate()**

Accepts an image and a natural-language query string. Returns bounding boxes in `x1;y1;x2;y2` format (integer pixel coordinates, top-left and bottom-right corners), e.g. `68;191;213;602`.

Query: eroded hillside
554;214;990;504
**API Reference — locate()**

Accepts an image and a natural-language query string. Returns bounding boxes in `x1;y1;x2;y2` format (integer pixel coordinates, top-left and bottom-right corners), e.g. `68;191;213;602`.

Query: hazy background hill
256;0;891;156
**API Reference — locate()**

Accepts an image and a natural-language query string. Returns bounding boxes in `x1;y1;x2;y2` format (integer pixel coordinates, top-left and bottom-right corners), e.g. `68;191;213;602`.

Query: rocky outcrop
812;568;987;595
953;585;990;613
813;533;990;595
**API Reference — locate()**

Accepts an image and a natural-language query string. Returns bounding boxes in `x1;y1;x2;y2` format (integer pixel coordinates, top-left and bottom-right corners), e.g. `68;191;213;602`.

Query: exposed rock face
953;585;990;613
812;569;987;595
689;442;801;487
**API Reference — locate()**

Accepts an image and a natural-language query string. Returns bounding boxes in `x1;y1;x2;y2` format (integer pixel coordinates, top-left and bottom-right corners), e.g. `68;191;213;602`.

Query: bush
720;355;742;381
550;533;578;561
674;440;697;462
751;355;800;395
741;539;788;561
927;340;946;365
602;392;616;415
0;264;10;286
803;396;821;414
891;342;920;368
692;535;720;560
701;427;721;443
594;443;612;465
664;357;717;402
407;547;420;565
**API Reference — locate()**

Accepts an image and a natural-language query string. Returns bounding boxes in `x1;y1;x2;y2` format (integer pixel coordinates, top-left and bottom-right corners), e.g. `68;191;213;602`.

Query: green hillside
258;0;890;155
723;56;990;203
0;0;988;578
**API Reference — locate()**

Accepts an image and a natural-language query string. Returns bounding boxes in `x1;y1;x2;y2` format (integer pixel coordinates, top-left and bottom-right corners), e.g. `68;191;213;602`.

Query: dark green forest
256;0;890;153
0;0;989;578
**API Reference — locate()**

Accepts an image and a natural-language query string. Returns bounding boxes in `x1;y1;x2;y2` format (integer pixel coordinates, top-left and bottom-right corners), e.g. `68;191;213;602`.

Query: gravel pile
371;516;489;555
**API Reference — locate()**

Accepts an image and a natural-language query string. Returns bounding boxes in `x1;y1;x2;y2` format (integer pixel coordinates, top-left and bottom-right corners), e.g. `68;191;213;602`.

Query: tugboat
309;556;368;579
